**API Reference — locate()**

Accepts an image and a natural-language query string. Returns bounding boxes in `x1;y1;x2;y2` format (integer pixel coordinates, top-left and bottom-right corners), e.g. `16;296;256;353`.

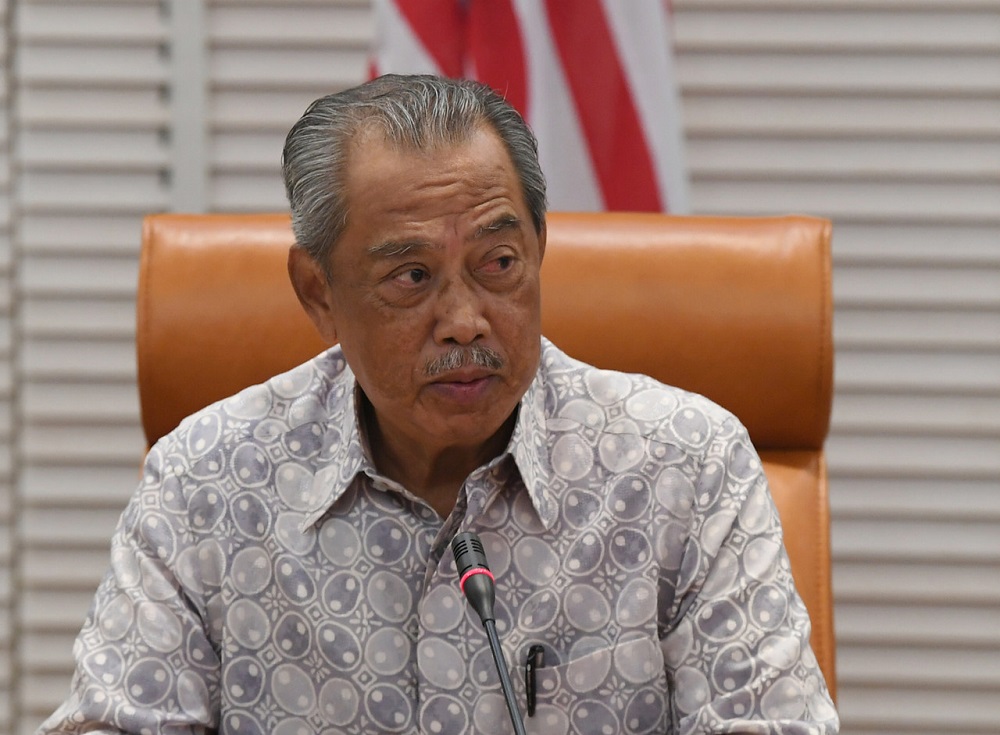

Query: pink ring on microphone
459;567;495;593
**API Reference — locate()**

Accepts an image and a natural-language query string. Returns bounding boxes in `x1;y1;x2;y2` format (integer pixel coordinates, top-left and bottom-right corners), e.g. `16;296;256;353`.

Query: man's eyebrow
474;214;521;239
366;239;433;258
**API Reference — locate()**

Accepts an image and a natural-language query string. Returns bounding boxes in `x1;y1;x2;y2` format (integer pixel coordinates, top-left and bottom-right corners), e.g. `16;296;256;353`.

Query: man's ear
288;246;339;344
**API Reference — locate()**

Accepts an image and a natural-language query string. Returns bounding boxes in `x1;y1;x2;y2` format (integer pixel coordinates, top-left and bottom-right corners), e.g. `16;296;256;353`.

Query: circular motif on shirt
512;537;560;585
231;491;273;539
518;587;561;632
274;512;314;555
614;635;662;684
82;646;124;688
695;598;748;643
480;531;511;577
274;611;311;659
738;482;773;535
367;570;412;622
669;407;711;450
564;583;612;632
759;632;801;671
713;687;756;720
281;422;324;459
419;584;463;633
625;387;680;422
557;397;607;431
230;547;273;595
615;578;656;628
598;428;645;474
661;615;694;668
700;547;740;600
419;694;469;735
570;699;617;730
271;663;316;715
227;599;270;649
584;369;632;405
226;384;274;420
750;583;789;632
186;414;222;458
317;517;362;566
316;619;361;670
418;638;466;690
365;517;412;565
177;669;211;722
563;487;603;529
272;717;312;735
138;554;181;602
224;710;266;735
275;461;317;511
124;656;174;706
185;627;216;671
674;664;711;716
365;627;411;675
272;367;314;398
321;570;362;616
318;678;360;727
564;531;604;576
135;601;183;653
274;554;316;605
761;676;806;720
97;593;134;640
625;685;668;733
609;527;651;571
727;437;761;481
231;443;272;488
711;641;755;694
551;434;594;481
653;467;695;518
365;684;412;732
606;474;652;521
140;515;175;562
188;484;227;533
743;536;781;581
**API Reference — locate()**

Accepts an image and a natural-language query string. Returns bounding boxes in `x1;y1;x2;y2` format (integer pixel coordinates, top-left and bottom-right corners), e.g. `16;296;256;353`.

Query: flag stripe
393;0;465;77
543;0;663;211
467;0;528;117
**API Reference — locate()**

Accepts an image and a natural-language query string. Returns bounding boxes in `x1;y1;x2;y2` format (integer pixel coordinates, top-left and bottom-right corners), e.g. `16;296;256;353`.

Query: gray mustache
425;345;504;376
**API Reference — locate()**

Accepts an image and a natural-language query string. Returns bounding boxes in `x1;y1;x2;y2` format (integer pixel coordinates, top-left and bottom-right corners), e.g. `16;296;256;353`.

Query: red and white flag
371;0;689;213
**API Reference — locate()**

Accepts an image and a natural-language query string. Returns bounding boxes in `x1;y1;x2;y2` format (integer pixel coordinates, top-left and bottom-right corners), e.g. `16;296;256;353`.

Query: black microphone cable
451;531;527;735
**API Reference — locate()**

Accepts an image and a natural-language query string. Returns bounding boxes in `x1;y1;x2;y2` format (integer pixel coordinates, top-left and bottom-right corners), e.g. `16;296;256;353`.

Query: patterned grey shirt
40;338;838;734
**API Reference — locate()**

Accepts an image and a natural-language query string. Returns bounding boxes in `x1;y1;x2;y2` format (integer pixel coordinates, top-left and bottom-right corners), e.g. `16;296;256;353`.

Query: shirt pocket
516;635;670;735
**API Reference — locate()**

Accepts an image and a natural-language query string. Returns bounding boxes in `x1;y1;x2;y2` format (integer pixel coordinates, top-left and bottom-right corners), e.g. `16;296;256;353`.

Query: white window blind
673;2;1000;734
8;1;1000;733
0;2;15;730
12;0;169;730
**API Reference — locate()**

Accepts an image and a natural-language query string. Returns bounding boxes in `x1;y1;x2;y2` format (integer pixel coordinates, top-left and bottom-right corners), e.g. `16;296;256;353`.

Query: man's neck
360;396;517;519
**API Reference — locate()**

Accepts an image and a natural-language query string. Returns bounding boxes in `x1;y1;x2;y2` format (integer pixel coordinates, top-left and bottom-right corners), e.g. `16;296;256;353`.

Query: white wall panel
11;1;170;730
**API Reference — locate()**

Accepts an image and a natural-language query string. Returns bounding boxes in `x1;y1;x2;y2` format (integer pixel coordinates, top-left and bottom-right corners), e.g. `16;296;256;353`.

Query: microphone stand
452;532;527;735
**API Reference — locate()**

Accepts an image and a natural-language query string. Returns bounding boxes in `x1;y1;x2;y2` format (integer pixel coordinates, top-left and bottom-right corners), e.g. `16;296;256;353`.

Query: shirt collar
298;343;556;530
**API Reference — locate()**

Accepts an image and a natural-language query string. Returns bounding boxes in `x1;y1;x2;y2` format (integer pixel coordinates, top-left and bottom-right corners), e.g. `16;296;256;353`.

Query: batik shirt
40;338;839;734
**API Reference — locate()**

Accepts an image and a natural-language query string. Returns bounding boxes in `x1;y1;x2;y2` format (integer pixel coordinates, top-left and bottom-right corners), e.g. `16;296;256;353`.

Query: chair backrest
139;212;836;698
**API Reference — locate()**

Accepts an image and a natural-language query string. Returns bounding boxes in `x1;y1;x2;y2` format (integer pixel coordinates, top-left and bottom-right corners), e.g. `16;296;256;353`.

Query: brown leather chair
138;212;836;699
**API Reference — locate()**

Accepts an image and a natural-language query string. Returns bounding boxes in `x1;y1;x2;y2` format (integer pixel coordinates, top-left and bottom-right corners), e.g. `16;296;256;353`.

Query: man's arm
37;444;221;734
659;415;839;734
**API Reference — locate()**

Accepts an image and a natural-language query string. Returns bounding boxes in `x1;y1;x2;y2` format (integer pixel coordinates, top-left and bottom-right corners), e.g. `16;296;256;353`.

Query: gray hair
282;74;547;269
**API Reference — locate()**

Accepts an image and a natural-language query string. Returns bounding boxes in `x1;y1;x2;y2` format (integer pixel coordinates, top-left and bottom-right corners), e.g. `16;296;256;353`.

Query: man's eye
395;268;428;285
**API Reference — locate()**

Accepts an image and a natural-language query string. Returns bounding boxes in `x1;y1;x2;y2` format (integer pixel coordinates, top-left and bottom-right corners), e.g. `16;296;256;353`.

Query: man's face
297;125;545;460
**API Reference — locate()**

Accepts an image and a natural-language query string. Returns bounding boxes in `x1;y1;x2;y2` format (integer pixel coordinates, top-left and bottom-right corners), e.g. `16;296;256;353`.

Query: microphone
451;532;527;735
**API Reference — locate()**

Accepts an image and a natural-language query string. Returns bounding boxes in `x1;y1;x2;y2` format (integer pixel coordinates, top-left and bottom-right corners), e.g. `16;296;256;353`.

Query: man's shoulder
538;338;740;440
158;346;353;453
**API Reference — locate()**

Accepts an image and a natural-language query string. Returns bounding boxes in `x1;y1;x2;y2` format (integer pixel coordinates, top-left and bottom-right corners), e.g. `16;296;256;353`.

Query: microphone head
451;531;496;624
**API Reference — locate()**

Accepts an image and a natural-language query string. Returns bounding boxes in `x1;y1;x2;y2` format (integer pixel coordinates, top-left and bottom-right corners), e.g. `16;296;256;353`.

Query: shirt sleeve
36;442;221;735
659;414;840;735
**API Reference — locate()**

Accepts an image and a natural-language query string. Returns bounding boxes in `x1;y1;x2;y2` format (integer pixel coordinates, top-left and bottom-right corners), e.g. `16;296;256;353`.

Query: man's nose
432;277;490;346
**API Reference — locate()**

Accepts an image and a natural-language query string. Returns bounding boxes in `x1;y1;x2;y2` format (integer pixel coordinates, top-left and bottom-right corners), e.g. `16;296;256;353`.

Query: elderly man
40;75;838;734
